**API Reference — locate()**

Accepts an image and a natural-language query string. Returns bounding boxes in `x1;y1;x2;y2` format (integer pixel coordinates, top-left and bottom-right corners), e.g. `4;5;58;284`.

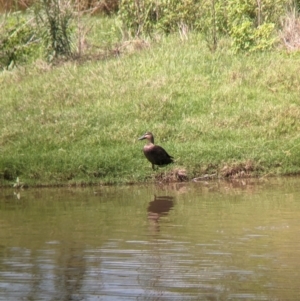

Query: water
1;178;300;300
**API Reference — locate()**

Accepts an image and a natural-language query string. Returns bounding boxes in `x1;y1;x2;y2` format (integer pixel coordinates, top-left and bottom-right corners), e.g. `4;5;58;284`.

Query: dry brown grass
73;0;118;15
0;0;32;11
280;9;300;51
0;0;118;13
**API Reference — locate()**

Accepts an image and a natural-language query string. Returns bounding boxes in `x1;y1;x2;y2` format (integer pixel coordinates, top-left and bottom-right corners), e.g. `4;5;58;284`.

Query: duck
138;132;174;170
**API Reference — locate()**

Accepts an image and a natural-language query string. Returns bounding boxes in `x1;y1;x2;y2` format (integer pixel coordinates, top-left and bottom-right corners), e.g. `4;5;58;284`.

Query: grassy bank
1;30;300;187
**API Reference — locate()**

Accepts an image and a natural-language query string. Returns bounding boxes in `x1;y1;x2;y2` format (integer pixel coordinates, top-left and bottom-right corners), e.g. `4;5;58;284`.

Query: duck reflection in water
147;195;174;232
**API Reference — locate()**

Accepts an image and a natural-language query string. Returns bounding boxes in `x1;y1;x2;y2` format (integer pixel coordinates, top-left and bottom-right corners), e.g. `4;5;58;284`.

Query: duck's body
138;132;174;170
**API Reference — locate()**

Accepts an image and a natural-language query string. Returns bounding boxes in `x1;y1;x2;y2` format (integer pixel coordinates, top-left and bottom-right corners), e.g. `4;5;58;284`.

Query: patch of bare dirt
154;168;188;183
220;160;256;178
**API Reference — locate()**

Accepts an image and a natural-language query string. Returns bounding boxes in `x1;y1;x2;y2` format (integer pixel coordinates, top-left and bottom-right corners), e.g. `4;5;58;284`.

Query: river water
0;178;300;300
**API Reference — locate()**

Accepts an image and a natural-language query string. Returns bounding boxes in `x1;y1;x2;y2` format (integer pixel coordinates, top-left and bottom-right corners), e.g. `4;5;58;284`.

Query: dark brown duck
138;132;174;170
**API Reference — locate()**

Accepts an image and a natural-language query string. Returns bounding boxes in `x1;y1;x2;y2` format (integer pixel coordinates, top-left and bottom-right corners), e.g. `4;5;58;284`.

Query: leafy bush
226;0;284;51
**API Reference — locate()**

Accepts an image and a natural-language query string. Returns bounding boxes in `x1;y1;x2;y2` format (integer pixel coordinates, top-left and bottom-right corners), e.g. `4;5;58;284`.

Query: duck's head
138;132;154;143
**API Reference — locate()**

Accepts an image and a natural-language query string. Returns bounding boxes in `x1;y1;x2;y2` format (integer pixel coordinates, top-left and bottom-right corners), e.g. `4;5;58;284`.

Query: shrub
118;0;203;37
34;0;74;60
0;0;76;69
0;12;40;69
227;0;284;51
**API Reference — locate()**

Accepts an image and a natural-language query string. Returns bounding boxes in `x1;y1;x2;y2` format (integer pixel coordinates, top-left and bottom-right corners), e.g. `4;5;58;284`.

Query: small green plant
201;0;219;51
13;177;27;189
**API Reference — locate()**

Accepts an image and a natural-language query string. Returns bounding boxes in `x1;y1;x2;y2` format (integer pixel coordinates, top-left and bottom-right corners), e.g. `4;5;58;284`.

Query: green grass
1;25;300;186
